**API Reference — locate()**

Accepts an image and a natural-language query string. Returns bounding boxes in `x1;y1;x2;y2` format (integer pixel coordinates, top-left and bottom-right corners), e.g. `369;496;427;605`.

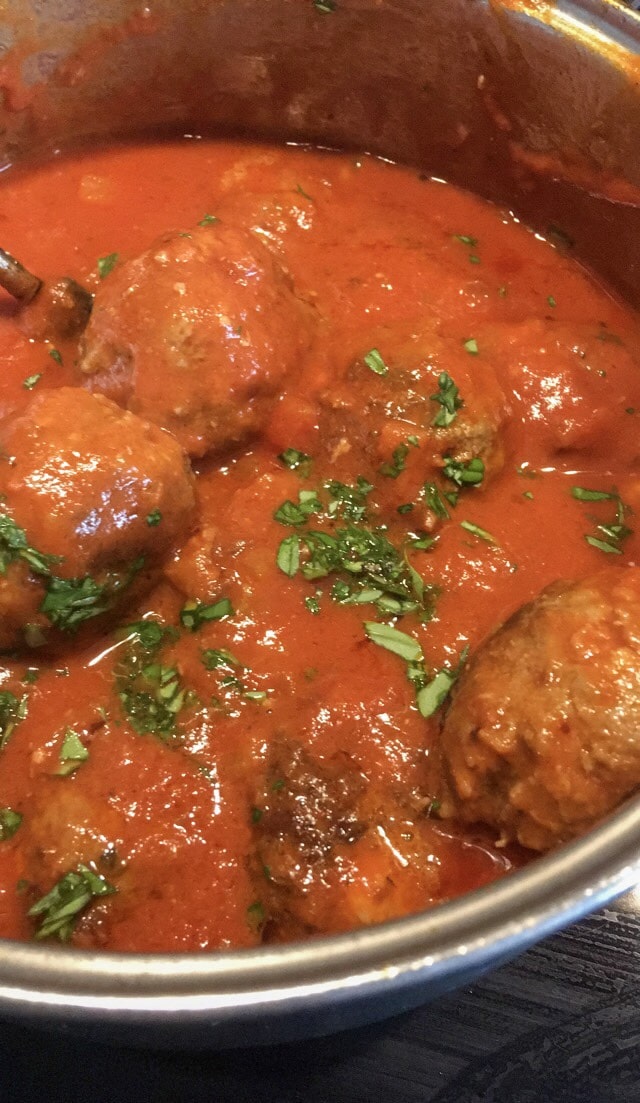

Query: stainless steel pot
1;0;640;1048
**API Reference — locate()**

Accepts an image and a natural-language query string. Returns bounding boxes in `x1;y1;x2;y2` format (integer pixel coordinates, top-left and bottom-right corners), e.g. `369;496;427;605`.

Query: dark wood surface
2;888;640;1102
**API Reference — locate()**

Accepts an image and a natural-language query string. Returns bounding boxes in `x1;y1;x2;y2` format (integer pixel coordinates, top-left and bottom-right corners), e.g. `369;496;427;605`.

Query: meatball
0;387;195;650
252;742;441;937
437;567;640;851
79;224;313;458
317;328;509;482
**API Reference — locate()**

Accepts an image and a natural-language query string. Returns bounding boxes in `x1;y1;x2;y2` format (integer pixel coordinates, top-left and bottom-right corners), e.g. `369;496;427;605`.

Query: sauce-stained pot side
0;0;639;1047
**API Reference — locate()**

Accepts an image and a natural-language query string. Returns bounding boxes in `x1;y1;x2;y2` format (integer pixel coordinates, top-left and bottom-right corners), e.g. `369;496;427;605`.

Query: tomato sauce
0;140;639;952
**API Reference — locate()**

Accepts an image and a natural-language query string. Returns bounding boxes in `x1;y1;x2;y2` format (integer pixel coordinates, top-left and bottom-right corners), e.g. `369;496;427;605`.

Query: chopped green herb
97;252;119;280
364;348;389;376
572;486;633;555
180;597;233;631
295;184;314;202
198;213;219;226
443;456;485;488
523;491;534;500
22;668;40;685
23;373;42;391
424;482;453;521
416;647;469;718
201;648;243;671
430;372;463;427
41;574;112;632
304;595;321;615
379;442;410;479
251;806;263;824
325;477;373;522
247;900;266;930
397;503;415;515
460;520;497;545
116;622;187;739
313;0;336;11
571;486;616;503
49;348;63;365
57;729;89;777
547;295;557;308
364;621;423;663
0;514;60;578
28;864;116;941
277;534;301;578
146;509;162;527
277;447;312;473
469;254;481;265
453;234;478;247
626;407;636;415
0;691;27;750
0;807;22;841
274;489;322;526
463;338;479;355
498;286;507;298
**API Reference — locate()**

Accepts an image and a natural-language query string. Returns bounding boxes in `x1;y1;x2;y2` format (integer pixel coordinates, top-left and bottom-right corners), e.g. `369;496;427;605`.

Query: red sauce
0;140;639;951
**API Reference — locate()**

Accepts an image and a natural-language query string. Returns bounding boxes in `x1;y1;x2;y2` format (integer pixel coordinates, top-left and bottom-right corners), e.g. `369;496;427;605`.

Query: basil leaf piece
364;621;423;663
28;864;116;941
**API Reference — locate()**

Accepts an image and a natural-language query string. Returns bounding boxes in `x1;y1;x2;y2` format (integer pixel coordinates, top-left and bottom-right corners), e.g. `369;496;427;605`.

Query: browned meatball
0;387;195;650
437;567;640;851
79;224;313;458
317;328;509;483
252;742;441;937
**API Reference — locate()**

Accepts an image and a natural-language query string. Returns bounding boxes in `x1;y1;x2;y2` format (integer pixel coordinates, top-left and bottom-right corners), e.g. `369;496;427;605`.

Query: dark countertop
3;889;640;1103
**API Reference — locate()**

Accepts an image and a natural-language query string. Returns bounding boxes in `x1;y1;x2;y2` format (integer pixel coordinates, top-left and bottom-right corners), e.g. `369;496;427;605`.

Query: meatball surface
0;387;195;649
79;224;313;457
437;567;640;851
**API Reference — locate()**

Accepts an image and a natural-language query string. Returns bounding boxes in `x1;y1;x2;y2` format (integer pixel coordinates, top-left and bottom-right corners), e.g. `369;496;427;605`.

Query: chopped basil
571;486;616;503
424;482;454;520
460;520;497;545
146;509;162;527
116;621;187;739
325;477;373;522
277;534;301;577
247;900;266;930
274;489;322;526
28;864;116;941
430;372;463;428
41;574;114;632
453;234;478;247
278;447;312;473
57;729;89;777
416;647;469;718
443;456;485;488
313;0;336;11
547;295;557;308
201;648;243;671
463;338;479;355
572;487;633;555
0;691;28;750
23;374;42;391
49;348;63;365
379;438;419;480
251;806;263;824
397;503;415;515
304;595;321;615
0;807;22;841
97;252;119;279
364;348;389;376
198;213;219;226
0;514;60;577
295;184;314;201
523;491;534;500
180;597;233;631
364;622;424;663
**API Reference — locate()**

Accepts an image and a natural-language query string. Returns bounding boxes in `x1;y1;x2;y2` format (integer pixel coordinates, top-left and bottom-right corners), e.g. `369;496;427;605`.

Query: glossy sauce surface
0;141;639;951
